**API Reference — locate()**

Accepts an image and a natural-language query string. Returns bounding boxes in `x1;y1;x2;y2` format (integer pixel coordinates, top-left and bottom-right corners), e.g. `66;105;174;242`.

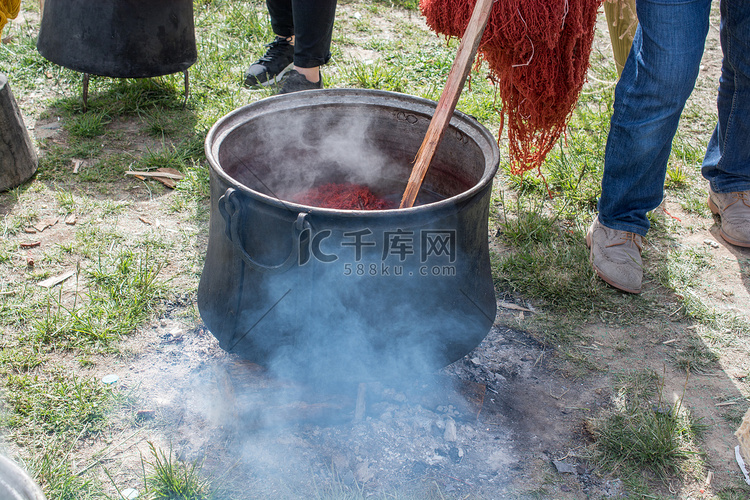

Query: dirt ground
3;2;750;499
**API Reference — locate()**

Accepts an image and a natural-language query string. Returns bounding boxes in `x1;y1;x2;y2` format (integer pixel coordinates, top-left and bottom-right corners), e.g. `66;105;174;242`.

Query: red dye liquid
291;183;395;210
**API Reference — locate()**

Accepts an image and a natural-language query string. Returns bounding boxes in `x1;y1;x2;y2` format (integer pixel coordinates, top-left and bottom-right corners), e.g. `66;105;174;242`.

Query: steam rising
227;110;407;203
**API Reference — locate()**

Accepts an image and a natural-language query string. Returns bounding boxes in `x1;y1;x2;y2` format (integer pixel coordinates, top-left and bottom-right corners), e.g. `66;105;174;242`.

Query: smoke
225;106;406;204
178;345;504;498
220;238;495;386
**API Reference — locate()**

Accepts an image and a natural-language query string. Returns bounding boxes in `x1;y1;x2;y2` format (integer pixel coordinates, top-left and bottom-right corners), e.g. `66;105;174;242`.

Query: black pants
266;0;338;68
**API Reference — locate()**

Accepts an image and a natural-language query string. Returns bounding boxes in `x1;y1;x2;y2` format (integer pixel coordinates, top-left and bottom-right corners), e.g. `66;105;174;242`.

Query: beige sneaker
585;216;644;294
708;188;750;248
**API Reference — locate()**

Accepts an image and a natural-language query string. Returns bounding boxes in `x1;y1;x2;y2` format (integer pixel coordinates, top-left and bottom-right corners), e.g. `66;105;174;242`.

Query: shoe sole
244;63;294;88
708;195;750;248
585;230;642;294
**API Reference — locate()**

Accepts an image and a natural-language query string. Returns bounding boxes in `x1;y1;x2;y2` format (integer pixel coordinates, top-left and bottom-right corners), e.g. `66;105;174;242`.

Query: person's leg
243;0;295;87
702;0;750;193
703;0;750;247
290;0;337;81
266;0;294;39
598;0;712;237
277;0;337;93
589;0;712;293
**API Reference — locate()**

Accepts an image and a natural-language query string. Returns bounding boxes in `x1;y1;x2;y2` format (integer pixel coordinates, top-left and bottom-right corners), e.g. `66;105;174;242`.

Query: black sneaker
244;36;294;87
278;70;323;94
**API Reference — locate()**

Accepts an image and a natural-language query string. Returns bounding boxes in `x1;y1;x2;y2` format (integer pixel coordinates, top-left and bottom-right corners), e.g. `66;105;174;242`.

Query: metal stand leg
183;70;190;109
82;73;90;112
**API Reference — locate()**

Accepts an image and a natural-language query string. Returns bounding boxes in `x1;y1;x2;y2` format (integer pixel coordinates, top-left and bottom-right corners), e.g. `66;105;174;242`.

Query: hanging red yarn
420;0;602;175
291;183;394;210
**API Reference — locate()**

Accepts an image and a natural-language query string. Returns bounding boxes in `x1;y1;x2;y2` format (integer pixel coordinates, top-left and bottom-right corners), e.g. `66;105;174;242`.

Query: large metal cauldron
36;0;196;78
199;89;499;381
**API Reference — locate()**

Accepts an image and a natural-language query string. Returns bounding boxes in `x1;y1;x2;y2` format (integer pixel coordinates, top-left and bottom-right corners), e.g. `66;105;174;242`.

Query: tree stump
0;73;38;192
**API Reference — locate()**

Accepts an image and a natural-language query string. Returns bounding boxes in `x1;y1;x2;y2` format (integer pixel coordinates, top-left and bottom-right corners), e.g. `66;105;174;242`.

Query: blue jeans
599;0;750;236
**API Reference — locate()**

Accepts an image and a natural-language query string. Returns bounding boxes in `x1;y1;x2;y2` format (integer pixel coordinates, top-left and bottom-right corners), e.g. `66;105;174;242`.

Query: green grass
139;443;218;500
2;369;114;438
590;369;706;483
668;337;720;373
30;249;165;350
717;486;750;499
65;111;110;138
136;144;193;173
338;58;408;92
1;206;39;236
28;436;105;500
492;194;607;320
0;344;45;373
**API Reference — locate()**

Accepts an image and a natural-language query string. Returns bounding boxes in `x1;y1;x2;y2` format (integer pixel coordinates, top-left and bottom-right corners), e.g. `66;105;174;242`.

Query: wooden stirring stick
399;0;494;208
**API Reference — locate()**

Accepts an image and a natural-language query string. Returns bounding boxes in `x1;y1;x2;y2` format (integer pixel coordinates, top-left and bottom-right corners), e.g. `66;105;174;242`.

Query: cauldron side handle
218;188;308;274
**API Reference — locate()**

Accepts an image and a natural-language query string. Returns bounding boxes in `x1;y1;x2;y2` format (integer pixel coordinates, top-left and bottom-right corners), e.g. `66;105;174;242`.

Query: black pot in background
199;89;500;381
36;0;196;78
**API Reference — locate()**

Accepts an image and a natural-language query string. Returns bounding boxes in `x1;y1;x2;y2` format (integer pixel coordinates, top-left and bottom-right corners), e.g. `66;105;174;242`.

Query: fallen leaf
33;218;58;232
498;301;532;312
152;168;183;189
20;241;41;248
125;168;184;189
38;271;75;288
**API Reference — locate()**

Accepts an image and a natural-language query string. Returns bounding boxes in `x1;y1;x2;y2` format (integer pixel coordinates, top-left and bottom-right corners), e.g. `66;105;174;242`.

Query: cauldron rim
205;88;500;218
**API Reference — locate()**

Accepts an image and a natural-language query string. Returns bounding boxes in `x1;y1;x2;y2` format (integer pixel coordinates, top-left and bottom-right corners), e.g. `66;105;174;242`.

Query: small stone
102;374;119;385
553;460;577;474
444;417;458;442
704;239;720;249
354;461;374;483
120;488;139;499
